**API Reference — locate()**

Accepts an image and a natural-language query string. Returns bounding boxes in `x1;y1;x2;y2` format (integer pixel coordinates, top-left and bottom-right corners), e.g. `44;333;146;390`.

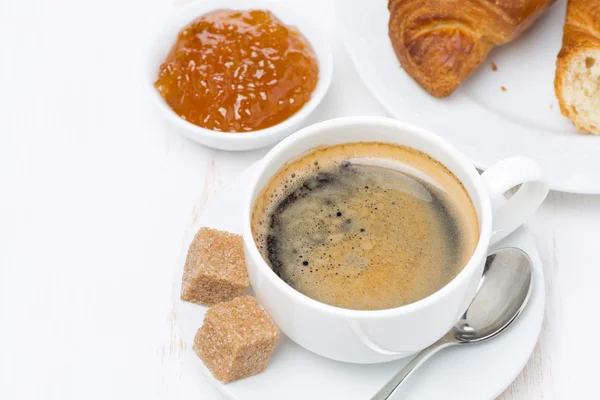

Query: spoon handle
370;338;454;400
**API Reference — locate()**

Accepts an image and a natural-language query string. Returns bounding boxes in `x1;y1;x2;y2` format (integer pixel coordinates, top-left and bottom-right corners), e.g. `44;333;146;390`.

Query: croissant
554;0;600;134
388;0;555;97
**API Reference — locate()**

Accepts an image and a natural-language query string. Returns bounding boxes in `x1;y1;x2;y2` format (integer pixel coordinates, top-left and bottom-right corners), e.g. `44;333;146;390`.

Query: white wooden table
1;0;599;399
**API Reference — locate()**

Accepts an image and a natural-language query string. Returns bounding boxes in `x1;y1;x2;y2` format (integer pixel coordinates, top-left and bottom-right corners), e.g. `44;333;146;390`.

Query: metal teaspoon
371;248;533;400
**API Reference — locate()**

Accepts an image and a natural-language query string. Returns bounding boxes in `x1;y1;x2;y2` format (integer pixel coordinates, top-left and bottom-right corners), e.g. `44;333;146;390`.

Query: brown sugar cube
194;296;280;383
181;227;248;306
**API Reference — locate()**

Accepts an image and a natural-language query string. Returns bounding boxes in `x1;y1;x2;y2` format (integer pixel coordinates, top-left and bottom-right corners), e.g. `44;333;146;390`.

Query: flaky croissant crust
388;0;555;97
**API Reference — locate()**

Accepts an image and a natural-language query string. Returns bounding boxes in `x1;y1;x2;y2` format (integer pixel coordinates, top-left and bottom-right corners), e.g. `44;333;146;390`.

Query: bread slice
556;50;600;134
554;0;600;135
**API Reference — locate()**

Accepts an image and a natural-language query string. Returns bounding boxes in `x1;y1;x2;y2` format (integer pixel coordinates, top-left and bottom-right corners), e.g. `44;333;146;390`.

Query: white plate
335;0;600;194
175;162;545;400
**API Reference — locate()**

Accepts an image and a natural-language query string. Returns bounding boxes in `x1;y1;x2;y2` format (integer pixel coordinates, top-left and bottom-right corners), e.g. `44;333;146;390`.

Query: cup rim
144;0;333;149
242;116;493;318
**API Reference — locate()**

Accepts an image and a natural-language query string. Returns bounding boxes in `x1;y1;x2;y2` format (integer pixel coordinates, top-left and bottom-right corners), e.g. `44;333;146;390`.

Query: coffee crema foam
252;143;479;310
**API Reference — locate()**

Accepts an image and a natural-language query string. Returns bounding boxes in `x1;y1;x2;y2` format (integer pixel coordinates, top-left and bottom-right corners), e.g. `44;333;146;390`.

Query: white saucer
176;162;545;400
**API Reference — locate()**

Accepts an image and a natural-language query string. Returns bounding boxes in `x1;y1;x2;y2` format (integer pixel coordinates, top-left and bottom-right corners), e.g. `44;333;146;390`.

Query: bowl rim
145;0;334;145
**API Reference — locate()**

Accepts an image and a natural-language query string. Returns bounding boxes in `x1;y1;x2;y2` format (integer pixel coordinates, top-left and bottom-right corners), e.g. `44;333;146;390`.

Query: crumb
491;62;498;72
586;57;595;69
501;86;507;92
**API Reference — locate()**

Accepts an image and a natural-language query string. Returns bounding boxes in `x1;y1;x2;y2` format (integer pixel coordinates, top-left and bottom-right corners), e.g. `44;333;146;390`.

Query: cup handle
481;157;549;246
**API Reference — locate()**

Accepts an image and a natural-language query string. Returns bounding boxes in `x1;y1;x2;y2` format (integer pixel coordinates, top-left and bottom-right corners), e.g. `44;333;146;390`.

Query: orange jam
154;9;319;133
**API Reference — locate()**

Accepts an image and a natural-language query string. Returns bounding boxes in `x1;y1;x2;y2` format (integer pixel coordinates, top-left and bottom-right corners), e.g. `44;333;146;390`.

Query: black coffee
252;143;479;310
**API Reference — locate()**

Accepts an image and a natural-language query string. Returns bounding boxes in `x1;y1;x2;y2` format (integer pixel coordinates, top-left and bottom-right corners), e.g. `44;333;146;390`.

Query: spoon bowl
372;248;533;400
453;248;533;343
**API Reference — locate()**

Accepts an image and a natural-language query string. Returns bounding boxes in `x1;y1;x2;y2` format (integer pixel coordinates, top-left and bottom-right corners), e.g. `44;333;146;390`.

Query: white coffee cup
242;116;548;364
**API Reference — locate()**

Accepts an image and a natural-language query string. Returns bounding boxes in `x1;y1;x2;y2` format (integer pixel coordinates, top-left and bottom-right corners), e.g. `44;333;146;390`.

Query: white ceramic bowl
145;0;333;151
